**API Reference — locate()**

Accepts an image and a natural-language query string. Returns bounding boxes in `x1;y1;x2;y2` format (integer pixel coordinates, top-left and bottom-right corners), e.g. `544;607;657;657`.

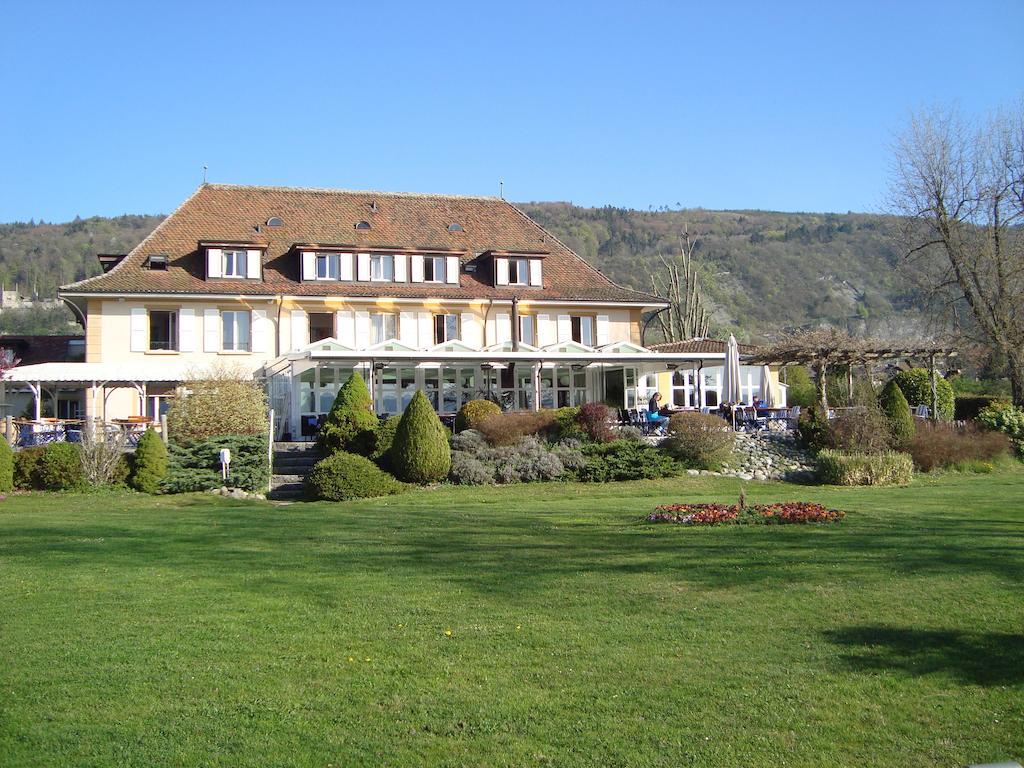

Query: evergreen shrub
879;379;915;447
163;435;270;493
391;390;451;484
129;428;168;493
892;368;954;421
316;373;379;455
455;399;501;433
0;437;13;493
305;451;403;501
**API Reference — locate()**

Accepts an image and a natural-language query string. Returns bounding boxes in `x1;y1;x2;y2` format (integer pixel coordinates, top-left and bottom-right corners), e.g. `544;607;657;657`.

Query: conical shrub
129;427;168;493
391;390;451;484
879;378;915;448
0;436;13;493
317;372;379;455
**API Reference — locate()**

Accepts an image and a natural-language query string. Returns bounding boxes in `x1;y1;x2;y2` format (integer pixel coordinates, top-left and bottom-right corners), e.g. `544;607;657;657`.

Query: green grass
1;470;1023;767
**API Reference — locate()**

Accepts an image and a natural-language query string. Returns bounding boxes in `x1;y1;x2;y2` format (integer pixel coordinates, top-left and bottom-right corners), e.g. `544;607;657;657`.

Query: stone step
273;456;319;469
271;474;306;487
267;487;305;501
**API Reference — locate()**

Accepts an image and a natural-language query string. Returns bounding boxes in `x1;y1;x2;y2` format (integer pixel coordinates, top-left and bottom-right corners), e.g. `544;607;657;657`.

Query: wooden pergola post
846;364;854;405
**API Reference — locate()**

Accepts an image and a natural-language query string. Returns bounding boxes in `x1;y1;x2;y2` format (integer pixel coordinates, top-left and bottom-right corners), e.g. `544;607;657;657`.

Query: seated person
752;396;764;409
647;392;669;429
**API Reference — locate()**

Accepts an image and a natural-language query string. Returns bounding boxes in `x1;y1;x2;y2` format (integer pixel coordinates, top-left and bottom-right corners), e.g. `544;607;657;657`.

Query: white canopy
2;361;216;385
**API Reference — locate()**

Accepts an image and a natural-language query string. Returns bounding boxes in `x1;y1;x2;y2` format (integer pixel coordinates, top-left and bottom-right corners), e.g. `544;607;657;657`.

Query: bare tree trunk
815;360;828;411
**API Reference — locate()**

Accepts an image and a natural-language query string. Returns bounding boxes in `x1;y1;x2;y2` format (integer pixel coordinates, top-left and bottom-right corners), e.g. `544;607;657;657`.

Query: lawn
1;470;1022;767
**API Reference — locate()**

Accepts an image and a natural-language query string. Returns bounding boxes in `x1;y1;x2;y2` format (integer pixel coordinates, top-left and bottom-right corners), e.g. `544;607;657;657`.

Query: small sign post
219;448;231;482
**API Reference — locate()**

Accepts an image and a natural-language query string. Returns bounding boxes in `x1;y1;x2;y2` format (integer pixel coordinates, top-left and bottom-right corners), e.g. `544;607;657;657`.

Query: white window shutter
496;313;512;343
556;315;572;343
445;256;460;284
529;259;543;287
460;312;481;347
355;311;370;348
417;312;432;346
338;253;353;281
596;314;610;346
494;257;509;286
485;315;496;347
251;309;268;353
537;314;555;346
206;248;223;279
356;253;371;281
301;251;316;281
336;310;355;346
246;249;262;280
290;308;308;351
178;307;196;352
410;255;424;282
130;307;147;352
203;308;220;352
393;254;407;282
399;311;417;346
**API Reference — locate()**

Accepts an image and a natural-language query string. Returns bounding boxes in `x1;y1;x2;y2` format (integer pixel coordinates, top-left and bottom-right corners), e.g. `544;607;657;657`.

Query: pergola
744;330;956;416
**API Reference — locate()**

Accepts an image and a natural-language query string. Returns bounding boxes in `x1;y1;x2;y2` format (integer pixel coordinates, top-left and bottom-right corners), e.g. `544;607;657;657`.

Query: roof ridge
203;182;501;202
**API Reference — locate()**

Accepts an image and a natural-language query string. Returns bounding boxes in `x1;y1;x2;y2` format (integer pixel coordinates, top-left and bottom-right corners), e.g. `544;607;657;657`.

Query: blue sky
1;1;1021;222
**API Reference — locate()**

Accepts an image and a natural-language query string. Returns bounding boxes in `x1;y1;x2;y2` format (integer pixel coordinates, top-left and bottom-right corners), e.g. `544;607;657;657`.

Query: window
423;256;445;282
266;216;284;227
508;257;528;285
315;253;341;280
355;220;372;230
222;249;247;278
518;315;535;346
221;310;251;351
370;254;394;281
309;312;334;343
66;339;85;362
448;222;463;232
148;310;177;351
433;314;459;344
147;254;168;271
370;312;397;344
570;316;594;346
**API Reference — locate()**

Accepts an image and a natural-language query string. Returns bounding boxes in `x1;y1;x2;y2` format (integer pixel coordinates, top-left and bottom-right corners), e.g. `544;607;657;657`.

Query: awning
1;361;216;386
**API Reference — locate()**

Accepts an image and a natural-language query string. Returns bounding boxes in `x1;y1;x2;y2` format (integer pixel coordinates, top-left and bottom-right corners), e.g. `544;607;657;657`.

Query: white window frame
508;257;528;286
519;315;536;346
433;314;460;344
423;256;446;283
148;309;178;351
570;315;594;346
221;310;251;352
222;249;248;279
314;253;341;281
370;254;394;281
370;312;397;344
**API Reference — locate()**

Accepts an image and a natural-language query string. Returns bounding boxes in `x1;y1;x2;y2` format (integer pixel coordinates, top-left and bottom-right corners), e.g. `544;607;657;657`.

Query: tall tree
649;228;710;342
888;102;1024;405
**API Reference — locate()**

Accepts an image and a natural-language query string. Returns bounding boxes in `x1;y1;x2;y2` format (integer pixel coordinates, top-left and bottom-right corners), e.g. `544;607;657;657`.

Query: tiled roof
62;184;662;304
0;335;85;366
650;338;759;354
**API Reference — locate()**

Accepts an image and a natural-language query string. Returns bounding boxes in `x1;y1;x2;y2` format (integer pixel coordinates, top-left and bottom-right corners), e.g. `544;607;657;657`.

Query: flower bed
647;501;845;526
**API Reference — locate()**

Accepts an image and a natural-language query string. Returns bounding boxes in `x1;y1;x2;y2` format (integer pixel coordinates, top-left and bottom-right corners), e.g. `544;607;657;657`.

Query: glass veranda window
221;310;251;351
222;249;247;278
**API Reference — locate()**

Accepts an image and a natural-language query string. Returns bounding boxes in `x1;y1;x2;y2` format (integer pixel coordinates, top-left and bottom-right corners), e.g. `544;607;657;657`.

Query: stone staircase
268;442;320;500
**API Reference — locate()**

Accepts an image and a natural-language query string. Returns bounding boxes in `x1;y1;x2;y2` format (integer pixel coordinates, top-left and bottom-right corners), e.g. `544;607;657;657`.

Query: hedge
163;434;270;493
955;394;1005;421
816;449;914;486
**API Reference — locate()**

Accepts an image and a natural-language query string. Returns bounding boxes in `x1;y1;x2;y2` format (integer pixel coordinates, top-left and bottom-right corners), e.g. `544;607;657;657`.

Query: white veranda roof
1;361;243;385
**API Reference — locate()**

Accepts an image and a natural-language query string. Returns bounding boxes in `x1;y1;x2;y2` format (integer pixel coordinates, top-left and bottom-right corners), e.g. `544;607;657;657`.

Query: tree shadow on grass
823;625;1024;686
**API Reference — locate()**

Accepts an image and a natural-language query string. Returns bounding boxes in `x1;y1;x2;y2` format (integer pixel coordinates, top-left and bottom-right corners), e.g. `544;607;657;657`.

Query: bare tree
889;102;1024;405
649;228;710;342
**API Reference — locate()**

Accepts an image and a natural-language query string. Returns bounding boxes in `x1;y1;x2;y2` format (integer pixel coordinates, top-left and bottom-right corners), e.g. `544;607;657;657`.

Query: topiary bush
370;414;402;470
0;437;13;493
576;402;613;443
892;368;954;421
879;379;915;448
37;443;87;491
305;451;404;501
391;390;451;484
317;373;379;456
13;446;46;490
163;435;270;493
455;399;501;433
129;428;168;493
816;450;914;486
660;411;735;470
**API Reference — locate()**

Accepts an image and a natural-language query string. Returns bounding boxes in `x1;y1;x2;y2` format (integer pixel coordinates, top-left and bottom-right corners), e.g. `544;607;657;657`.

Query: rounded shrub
0;437;13;493
878;379;914;447
305;451;404;501
391;390;452;484
129;428;168;493
455;399;501;433
892;368;954;421
37;443;86;491
552;407;584;441
660;412;735;470
13;446;46;490
449;452;494;485
316;373;379;455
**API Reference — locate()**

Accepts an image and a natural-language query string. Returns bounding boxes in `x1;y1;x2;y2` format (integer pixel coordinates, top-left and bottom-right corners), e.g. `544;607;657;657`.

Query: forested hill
0;206;921;341
520;203;921;342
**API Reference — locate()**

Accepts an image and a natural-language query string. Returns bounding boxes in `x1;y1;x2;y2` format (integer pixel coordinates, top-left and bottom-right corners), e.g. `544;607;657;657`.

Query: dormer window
315;253;340;280
370;254;394;281
147;254;168;271
355;220;372;230
266;216;284;227
222;249;248;278
423;256;446;283
507;257;528;285
448;222;463;232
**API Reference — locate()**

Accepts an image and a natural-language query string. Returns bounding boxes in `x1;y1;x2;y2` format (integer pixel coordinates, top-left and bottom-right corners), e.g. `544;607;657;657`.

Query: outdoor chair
914;404;930;419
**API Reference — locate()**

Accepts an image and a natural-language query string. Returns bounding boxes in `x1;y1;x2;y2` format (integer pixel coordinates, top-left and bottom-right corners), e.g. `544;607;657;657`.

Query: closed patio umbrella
722;334;742;405
761;364;777;407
